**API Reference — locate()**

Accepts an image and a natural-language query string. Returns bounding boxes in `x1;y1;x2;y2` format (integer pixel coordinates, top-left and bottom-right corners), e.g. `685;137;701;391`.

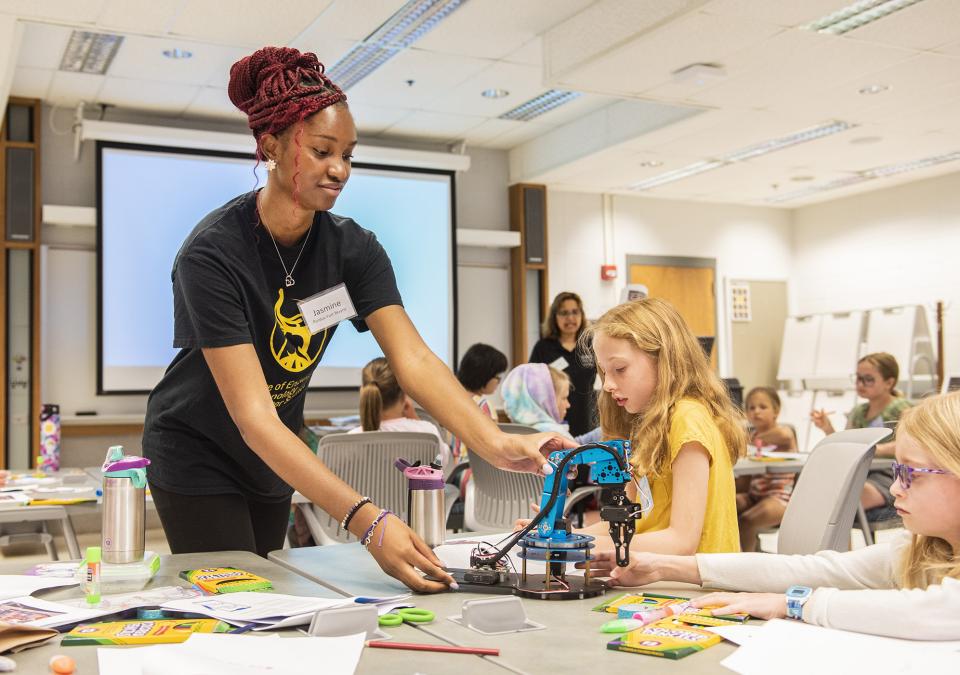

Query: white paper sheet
0;595;110;628
161;592;354;628
0;575;78;600
60;585;201;612
704;623;763;645
720;619;960;675
98;633;365;675
435;534;587;577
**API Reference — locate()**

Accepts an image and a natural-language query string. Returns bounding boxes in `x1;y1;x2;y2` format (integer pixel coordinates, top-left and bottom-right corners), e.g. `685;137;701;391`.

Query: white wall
792;170;960;376
547;190;793;374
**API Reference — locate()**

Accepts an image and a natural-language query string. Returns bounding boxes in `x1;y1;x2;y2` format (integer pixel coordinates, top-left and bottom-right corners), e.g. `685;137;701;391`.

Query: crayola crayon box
62;618;229;645
592;592;749;623
607;618;722;659
179;567;273;594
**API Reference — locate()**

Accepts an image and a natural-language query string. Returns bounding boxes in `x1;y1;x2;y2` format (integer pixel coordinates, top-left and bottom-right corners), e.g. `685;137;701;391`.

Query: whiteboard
813;312;864;382
865;307;916;372
777;315;821;381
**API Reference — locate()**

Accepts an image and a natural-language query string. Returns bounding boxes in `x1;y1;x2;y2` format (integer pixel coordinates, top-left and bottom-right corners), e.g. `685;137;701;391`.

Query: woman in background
529;292;596;436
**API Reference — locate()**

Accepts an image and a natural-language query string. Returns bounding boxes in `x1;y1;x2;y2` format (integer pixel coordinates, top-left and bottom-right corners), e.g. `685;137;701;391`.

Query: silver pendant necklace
257;192;311;287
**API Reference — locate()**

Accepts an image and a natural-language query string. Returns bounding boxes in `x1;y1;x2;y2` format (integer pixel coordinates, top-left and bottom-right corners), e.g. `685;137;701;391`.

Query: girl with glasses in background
811;352;912;516
585;391;960;640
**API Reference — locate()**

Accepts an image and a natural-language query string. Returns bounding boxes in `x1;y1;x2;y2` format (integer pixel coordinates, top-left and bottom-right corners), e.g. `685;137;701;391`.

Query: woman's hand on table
692;591;788;620
364;513;455;593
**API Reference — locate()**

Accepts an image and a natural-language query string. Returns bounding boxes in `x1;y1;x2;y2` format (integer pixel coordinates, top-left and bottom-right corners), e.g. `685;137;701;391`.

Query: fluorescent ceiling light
498;90;581;122
59;30;124;74
328;0;468;90
628;120;855;191
802;0;927;35
767;150;960;203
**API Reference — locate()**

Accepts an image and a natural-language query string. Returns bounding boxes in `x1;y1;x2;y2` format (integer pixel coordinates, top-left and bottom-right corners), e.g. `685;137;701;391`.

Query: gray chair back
464;446;544;532
312;431;442;544
778;427;891;554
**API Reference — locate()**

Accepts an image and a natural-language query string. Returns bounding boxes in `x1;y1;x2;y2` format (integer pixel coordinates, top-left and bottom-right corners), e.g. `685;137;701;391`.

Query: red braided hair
228;46;347;151
229;47;348;211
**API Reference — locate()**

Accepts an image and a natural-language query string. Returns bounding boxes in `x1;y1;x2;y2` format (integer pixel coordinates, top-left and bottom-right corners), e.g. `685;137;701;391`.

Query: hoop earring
265;158;277;171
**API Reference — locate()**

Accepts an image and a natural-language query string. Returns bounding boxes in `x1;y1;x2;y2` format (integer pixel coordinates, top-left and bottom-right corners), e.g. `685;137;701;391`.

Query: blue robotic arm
535;440;640;567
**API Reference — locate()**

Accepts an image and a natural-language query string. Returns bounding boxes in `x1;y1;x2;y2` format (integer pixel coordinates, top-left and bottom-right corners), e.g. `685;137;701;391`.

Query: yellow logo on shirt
270;289;327;373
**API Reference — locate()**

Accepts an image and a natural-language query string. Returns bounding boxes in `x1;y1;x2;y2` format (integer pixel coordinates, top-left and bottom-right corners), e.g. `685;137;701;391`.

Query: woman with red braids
142;47;571;592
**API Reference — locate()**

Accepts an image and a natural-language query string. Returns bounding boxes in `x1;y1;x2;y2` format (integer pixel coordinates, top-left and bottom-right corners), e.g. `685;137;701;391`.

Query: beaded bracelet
341;497;371;532
361;509;393;548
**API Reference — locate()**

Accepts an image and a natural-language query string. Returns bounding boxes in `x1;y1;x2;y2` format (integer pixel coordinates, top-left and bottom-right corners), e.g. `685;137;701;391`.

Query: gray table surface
271;542;739;675
0;550;501;674
734;454;892;476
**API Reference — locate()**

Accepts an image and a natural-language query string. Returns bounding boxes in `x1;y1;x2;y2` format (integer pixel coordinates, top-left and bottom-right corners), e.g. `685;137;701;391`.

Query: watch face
787;586;810;598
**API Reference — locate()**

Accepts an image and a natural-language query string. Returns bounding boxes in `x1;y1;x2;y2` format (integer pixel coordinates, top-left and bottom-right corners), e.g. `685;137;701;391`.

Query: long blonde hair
583;298;746;476
359;357;404;431
895;391;960;588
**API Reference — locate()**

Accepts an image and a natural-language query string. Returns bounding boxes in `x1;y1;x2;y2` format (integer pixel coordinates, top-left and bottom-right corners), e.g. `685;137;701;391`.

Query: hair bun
228;46;325;114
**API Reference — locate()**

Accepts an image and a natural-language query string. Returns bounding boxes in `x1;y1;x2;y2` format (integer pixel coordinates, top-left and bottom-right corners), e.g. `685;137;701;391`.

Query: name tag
297;283;358;335
549;356;569;371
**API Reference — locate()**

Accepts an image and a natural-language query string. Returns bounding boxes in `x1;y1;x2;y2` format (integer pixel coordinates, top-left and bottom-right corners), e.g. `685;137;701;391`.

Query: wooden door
629;264;716;368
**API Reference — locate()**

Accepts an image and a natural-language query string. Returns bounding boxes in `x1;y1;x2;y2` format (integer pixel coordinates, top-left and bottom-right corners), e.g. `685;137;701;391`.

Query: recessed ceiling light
850;136;883;145
859;84;890;95
791;175;815;182
481;88;509;99
163;48;192;59
638;160;663;168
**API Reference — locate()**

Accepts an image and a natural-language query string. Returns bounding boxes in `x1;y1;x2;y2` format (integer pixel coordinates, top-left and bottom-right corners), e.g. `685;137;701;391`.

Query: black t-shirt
142;191;401;501
528;337;597;437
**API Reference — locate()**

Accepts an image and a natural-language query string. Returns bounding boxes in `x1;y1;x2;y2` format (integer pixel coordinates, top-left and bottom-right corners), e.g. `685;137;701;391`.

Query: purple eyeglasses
891;461;949;489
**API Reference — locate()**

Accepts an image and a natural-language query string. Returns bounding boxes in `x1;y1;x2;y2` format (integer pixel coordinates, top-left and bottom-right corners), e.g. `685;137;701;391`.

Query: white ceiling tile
344;48;491;107
415;0;595;60
0;0;107;24
842;0;960;52
184;87;246;121
10;67;53;99
426;61;543;117
647;109;835;158
95;0;185;35
107;35;246;86
502;38;542;67
295;0;408;42
17;22;72;70
484;121;553;150
168;0;335;47
46;70;105;106
462;118;530;146
98;77;198;114
935;39;960;56
549;9;784;97
384;110;486;142
348;102;413;136
684;30;914;109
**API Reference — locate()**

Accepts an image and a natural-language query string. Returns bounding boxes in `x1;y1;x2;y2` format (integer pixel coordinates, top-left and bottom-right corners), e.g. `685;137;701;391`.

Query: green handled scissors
378;607;435;627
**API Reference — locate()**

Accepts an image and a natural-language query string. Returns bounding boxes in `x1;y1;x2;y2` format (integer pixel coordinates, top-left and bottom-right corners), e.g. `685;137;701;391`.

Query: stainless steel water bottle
395;458;445;547
101;445;150;564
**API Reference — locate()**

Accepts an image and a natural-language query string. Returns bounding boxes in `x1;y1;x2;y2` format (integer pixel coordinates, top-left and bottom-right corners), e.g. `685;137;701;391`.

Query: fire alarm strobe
600;265;618;280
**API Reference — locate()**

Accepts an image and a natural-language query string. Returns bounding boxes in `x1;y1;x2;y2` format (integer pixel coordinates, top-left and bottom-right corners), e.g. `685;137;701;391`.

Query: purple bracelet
361;509;393;547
